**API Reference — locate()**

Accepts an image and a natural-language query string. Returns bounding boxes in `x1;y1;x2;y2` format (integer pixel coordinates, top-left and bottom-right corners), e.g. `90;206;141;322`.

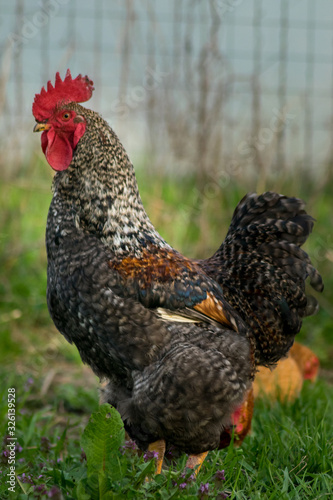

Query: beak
33;122;51;133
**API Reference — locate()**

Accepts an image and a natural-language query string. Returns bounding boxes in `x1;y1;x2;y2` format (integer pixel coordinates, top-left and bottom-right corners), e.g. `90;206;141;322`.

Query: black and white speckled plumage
43;101;322;454
200;191;323;366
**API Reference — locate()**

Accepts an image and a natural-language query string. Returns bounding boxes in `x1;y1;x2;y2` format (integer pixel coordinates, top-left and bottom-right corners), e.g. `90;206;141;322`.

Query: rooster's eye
62;112;71;121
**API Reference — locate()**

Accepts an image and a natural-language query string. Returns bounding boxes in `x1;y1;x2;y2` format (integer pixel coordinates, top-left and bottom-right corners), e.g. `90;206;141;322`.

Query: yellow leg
148;439;166;475
185;451;208;475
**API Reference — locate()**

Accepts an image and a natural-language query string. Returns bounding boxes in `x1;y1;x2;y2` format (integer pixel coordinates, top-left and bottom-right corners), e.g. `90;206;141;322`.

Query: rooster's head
32;69;94;171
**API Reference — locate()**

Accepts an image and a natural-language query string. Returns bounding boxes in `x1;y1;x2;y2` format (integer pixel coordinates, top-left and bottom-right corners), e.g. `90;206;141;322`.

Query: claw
185;451;208;475
148;439;166;475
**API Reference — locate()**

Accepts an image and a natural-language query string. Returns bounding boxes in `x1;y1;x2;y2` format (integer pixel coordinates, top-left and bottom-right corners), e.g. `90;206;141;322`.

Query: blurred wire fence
1;0;333;179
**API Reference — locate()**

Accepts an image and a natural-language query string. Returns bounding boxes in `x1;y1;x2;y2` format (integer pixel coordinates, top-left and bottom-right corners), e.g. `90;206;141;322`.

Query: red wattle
45;131;73;171
41;130;48;156
41;123;86;171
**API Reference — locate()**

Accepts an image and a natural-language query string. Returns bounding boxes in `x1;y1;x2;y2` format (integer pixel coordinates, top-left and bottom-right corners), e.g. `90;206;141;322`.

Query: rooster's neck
51;111;170;257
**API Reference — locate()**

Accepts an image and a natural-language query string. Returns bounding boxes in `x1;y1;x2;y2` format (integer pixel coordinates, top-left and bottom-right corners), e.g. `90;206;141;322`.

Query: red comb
32;69;94;121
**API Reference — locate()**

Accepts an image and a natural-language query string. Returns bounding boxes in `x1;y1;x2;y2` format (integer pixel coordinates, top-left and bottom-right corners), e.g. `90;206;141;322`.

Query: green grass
0;372;332;499
1;153;333;498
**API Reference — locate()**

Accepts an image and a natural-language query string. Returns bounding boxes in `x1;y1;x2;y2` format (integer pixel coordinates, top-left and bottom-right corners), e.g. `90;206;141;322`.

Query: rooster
32;70;323;474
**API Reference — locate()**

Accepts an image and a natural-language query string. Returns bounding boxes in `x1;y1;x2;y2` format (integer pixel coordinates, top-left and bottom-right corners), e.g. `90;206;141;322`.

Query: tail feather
227;192;307;230
200;191;323;366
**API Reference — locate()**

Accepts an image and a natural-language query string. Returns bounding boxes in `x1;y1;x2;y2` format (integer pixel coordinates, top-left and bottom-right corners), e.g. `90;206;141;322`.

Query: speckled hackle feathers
34;70;323;463
32;69;94;122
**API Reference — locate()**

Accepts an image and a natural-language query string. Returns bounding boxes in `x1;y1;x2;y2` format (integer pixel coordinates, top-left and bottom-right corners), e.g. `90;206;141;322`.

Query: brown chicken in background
253;341;320;402
217;387;254;450
221;342;320;450
289;341;320;381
